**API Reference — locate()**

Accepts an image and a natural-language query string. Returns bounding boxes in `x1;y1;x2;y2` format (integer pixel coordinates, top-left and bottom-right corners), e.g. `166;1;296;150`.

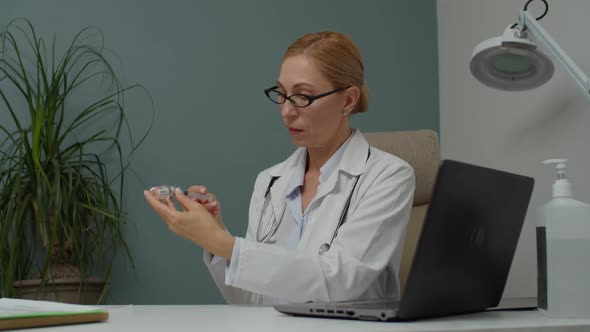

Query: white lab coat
204;129;415;304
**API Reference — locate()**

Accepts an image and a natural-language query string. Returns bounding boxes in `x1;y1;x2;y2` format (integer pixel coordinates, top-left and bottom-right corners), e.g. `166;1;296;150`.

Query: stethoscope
256;148;371;255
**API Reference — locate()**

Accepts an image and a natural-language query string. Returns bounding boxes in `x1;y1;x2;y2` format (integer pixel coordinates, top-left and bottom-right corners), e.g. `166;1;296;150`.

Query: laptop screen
398;160;534;319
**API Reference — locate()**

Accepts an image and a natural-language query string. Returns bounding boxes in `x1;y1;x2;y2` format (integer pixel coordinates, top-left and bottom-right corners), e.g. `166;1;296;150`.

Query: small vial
149;185;214;202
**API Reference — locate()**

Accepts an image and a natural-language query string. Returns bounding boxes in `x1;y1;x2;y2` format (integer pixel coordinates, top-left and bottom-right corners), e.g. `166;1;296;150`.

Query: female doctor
144;31;415;305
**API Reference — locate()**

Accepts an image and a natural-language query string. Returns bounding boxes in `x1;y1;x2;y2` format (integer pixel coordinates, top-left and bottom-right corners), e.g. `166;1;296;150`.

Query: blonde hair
283;31;369;114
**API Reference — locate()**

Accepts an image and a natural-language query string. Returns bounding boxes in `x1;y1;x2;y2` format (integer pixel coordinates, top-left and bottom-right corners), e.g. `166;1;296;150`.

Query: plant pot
12;277;106;304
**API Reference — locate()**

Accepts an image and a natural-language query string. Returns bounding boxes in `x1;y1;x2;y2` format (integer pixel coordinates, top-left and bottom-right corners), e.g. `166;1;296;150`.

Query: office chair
364;130;440;295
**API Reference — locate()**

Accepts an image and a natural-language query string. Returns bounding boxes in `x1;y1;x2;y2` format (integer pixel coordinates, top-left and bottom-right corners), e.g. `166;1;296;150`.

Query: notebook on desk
274;159;535;321
0;298;108;330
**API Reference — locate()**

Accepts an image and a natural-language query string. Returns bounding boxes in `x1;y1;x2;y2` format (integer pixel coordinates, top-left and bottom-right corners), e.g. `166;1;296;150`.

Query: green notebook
0;298;108;330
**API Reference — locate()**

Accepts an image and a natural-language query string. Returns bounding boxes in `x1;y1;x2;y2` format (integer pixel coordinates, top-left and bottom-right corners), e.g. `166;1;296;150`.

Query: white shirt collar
285;130;355;198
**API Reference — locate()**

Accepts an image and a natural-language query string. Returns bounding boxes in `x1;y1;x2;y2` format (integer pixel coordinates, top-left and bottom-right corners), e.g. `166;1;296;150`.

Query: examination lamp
469;1;590;99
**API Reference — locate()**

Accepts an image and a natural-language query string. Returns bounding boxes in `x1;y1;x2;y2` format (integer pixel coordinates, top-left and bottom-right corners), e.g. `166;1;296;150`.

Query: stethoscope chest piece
319;243;331;255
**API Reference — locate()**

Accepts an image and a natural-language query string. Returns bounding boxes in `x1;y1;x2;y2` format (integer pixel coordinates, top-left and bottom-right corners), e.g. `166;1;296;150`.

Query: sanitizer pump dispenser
537;159;590;318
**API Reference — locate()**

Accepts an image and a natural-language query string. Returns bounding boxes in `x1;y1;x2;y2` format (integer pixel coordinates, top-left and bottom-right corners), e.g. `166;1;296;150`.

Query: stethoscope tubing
256;148;370;254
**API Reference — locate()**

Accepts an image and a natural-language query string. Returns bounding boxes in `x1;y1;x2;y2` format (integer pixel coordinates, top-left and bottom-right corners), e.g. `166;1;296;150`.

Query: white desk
16;305;590;332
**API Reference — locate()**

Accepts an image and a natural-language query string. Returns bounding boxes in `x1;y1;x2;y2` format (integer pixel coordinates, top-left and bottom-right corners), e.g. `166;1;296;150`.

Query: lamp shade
470;26;554;91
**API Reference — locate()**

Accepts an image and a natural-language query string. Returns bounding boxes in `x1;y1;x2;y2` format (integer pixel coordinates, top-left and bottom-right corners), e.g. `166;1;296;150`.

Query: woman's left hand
144;188;235;259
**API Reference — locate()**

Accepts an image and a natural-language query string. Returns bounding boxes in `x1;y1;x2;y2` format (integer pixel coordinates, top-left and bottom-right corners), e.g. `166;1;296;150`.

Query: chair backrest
364;130;440;295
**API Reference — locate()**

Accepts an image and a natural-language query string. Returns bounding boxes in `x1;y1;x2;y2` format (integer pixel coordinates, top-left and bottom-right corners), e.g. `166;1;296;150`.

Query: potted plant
0;19;152;304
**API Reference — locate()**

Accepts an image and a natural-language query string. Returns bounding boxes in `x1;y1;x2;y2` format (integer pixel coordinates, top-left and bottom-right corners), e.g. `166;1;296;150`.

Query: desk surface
16;305;590;332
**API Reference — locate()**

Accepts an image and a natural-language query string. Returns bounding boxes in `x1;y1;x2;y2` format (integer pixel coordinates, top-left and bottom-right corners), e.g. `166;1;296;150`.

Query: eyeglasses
264;85;348;108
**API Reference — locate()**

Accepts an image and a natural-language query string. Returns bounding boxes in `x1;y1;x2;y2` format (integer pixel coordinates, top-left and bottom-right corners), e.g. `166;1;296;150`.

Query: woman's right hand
186;185;223;228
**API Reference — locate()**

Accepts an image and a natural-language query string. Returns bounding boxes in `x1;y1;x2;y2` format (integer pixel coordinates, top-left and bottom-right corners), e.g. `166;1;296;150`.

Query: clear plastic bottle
537;159;590;318
149;185;213;202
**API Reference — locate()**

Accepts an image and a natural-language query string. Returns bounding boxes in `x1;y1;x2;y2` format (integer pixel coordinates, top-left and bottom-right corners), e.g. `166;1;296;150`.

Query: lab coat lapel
299;130;370;255
299;172;355;255
268;148;306;229
268;179;287;231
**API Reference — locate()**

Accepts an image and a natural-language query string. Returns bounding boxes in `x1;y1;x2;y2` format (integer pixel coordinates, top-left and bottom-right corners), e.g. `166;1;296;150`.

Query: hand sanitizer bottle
538;159;590;318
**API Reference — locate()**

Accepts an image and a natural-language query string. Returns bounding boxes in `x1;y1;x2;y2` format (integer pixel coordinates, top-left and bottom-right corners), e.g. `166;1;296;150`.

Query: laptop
274;159;535;321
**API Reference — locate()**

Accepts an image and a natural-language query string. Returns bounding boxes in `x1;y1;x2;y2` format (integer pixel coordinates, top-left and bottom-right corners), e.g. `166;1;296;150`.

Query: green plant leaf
0;18;154;303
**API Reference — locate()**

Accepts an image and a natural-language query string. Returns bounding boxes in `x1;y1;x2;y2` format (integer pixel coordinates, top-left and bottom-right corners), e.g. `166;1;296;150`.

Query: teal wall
0;0;438;304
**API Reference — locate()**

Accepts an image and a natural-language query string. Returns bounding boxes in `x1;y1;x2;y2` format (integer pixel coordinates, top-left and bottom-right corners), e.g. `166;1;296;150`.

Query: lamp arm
519;10;590;98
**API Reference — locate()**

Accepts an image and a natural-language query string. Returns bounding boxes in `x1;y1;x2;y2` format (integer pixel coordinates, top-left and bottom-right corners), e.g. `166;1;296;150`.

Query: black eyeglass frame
264;85;350;108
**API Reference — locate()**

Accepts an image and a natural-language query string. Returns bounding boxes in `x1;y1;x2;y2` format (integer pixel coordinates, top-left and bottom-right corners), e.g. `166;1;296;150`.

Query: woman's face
277;54;352;149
